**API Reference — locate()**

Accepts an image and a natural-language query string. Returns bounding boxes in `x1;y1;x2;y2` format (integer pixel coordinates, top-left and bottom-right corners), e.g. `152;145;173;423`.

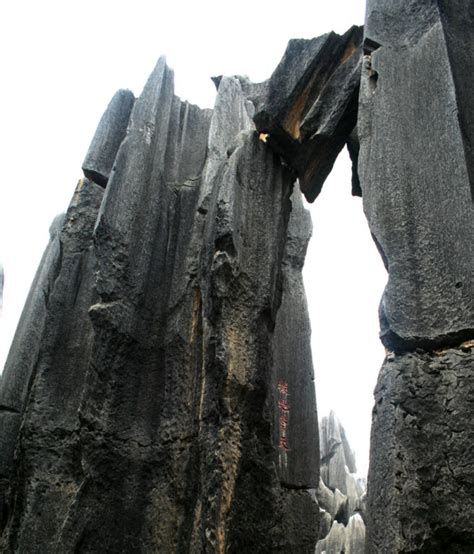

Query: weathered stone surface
437;0;474;202
316;520;346;554
367;346;474;553
359;0;474;351
0;178;103;546
316;412;366;553
345;514;366;553
0;212;65;494
1;57;319;553
82;89;135;187
317;478;349;523
320;411;356;495
360;3;474;552
315;514;366;554
272;184;319;488
242;26;363;202
4;8;472;551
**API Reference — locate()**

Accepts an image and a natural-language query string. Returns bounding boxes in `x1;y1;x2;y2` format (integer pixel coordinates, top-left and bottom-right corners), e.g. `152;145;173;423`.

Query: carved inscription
277;380;290;466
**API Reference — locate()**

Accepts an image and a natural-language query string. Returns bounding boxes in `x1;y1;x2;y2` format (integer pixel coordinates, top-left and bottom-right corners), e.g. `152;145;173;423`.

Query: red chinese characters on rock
277;380;290;452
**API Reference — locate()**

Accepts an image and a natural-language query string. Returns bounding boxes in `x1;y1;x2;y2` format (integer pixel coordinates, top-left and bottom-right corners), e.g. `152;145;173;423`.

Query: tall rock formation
0;41;352;549
359;0;474;551
1;3;473;551
316;412;366;554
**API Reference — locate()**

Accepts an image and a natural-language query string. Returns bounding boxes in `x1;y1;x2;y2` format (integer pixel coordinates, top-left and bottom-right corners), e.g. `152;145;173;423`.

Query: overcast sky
0;0;386;476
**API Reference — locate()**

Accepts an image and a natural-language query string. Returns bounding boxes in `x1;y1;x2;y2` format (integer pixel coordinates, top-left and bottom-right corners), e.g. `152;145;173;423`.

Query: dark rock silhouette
242;26;363;202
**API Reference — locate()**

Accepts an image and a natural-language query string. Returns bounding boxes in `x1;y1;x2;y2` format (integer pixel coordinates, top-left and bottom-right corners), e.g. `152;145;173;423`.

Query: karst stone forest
0;0;473;552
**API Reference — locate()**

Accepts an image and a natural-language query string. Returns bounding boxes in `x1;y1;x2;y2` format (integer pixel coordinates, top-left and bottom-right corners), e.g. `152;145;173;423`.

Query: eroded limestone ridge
316;412;366;554
0;29;362;549
1;0;474;551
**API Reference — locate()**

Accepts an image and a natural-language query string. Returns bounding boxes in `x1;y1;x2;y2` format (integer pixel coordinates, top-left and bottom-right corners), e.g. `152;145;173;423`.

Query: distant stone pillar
359;1;474;551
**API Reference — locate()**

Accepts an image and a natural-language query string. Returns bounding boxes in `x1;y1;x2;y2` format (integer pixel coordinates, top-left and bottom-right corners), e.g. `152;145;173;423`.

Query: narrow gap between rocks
302;147;387;479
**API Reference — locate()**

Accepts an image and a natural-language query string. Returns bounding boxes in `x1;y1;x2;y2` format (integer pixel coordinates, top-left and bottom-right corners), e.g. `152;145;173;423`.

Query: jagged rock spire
0;46;332;551
316;412;366;554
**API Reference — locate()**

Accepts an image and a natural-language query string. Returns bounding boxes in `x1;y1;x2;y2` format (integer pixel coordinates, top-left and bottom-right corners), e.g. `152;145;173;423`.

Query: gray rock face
242;26;363;202
272;185;319;489
360;2;474;551
320;411;357;495
0;54;323;552
437;0;474;202
0;211;66;495
359;0;474;350
316;412;366;553
367;346;474;552
315;515;365;554
0;179;102;544
82;89;135;187
2;8;472;552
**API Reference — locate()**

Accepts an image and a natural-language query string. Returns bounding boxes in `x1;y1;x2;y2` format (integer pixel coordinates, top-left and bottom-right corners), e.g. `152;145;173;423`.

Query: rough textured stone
345;514;366;553
316;412;366;553
2;9;472;552
367;346;474;553
0;57;320;553
82;89;135;187
242;26;363;202
315;514;366;554
0;179;103;545
359;0;474;351
272;185;319;488
0;212;65;499
360;3;474;552
437;0;474;202
319;411;357;495
316;520;346;554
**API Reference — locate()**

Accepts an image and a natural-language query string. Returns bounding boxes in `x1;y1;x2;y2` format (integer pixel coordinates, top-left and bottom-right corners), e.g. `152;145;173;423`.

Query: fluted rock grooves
0;45;337;551
2;1;474;551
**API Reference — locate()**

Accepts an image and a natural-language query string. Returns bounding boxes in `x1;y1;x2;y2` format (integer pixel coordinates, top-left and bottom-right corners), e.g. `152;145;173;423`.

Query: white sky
0;0;386;476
